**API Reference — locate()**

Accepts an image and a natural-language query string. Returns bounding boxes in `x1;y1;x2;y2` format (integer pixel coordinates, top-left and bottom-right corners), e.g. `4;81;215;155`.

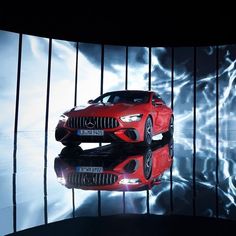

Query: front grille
67;172;118;186
67;117;119;129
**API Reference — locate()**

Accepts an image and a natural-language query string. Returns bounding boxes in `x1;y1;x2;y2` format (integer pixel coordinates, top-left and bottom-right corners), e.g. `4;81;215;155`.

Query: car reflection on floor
54;137;173;191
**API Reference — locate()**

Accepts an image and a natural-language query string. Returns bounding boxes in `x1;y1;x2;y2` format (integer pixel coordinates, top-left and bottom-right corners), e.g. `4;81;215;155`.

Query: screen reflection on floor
1;132;236;235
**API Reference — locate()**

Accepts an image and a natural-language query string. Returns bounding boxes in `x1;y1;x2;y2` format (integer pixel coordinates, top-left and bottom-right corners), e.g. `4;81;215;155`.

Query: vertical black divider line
215;45;219;219
100;44;104;96
12;33;22;233
99;44;104;148
170;47;174;214
146;189;150;214
193;47;197;217
74;42;79;107
98;190;101;216
122;191;126;214
125;46;128;90
99;44;104;149
72;188;75;218
148;47;151;91
97;45;104;215
72;42;79;218
44;38;52;225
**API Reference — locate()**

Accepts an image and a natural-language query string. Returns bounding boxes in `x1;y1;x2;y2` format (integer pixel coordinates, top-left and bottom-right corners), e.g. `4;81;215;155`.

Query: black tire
60;146;83;159
143;116;153;146
163;115;174;139
61;141;81;147
143;148;152;179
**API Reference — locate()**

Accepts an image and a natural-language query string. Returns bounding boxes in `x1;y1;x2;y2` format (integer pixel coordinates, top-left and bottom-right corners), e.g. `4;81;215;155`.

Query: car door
151;93;170;133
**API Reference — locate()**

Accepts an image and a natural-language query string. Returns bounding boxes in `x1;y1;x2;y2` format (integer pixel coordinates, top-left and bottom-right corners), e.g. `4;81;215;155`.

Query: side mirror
88;99;94;104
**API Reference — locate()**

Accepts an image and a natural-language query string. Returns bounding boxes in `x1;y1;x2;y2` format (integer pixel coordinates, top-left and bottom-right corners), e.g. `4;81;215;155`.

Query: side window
152;93;165;105
152;94;158;105
113;95;120;103
101;95;111;103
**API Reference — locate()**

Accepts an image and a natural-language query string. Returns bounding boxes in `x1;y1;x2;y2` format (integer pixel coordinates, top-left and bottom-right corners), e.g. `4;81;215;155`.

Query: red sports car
55;90;173;146
54;138;173;191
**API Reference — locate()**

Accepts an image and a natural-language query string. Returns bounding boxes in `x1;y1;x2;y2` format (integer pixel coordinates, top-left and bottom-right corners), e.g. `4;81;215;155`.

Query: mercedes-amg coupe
55;90;173;146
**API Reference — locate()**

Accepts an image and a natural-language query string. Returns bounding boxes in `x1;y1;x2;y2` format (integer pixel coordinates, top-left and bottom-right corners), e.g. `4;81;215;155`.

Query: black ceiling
0;5;235;46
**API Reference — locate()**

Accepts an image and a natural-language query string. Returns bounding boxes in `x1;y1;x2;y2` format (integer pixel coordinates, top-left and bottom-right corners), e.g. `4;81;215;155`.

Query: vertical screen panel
0;31;18;135
17;35;48;132
103;45;126;93
16;35;49;231
150;47;172;214
125;47;149;214
124;191;147;214
218;45;236;220
151;47;172;106
0;30;19;236
195;46;217;217
150;183;172;215
74;190;99;217
48;40;76;131
127;47;149;90
101;191;123;215
47;39;76;223
172;47;194;215
77;43;101;105
74;43;101;213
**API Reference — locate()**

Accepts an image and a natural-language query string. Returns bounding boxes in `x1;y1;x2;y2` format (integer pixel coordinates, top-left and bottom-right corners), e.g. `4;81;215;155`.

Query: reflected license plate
77;129;104;136
76;166;103;173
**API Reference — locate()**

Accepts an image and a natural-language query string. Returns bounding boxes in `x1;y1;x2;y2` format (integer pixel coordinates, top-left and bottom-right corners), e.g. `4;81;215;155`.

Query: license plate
76;166;103;173
77;129;104;136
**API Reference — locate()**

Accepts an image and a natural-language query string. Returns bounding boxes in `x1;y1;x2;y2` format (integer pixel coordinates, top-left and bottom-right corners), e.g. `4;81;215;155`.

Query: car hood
69;103;147;117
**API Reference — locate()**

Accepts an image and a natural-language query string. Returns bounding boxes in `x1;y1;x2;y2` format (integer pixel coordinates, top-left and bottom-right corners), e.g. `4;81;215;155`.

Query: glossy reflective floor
1;131;236;235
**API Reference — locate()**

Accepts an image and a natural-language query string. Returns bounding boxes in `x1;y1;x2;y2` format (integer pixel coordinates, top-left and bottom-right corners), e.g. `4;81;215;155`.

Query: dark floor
6;214;235;236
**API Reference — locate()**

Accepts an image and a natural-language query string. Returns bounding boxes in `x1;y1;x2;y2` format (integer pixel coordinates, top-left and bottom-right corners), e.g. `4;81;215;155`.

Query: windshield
93;91;150;104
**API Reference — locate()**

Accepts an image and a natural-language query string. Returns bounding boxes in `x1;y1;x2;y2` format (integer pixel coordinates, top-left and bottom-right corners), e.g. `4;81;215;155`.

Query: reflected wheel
143;149;152;179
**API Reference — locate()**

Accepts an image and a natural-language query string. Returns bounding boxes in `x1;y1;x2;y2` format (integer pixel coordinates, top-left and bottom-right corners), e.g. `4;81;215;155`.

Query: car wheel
143;148;152;179
163;115;174;139
143;116;153;146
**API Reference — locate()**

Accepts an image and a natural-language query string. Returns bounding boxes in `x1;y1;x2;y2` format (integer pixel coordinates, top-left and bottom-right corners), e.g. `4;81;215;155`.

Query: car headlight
120;114;143;122
59;114;69;123
57;177;66;185
119;178;141;185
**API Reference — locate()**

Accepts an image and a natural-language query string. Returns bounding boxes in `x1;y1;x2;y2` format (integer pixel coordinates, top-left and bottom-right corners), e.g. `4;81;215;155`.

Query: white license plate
77;129;104;136
76;166;103;173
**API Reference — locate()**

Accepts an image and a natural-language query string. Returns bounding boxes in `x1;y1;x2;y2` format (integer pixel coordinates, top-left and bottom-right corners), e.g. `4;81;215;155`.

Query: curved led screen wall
0;30;236;235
